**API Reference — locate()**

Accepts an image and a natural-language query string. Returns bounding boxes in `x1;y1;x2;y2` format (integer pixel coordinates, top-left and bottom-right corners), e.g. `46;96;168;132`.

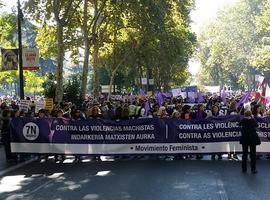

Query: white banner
10;142;270;154
19;100;29;112
35;101;45;113
22;48;39;70
171;88;187;98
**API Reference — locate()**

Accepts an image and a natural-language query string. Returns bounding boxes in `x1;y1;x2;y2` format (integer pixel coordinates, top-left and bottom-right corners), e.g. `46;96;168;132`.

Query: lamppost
17;0;24;99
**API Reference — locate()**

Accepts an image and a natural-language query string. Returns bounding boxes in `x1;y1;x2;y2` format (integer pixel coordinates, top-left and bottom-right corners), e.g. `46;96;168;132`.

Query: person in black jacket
239;110;261;174
0;109;16;162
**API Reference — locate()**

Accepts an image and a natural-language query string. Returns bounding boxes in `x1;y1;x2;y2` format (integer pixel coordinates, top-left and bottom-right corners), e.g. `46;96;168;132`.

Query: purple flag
266;97;270;104
190;96;195;103
144;100;150;115
236;91;251;109
154;91;158;99
162;93;167;98
139;89;146;97
221;89;227;104
130;93;134;104
166;92;172;98
158;92;164;107
197;94;203;103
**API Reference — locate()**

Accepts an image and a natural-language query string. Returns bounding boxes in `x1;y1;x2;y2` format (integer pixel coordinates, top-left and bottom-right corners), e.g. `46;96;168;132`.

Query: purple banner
10;116;270;155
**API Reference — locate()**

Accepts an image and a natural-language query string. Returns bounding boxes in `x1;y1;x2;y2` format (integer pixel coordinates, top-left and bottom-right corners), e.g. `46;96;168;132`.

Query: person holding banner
152;104;160;117
37;109;46;118
72;109;86;121
158;106;168;118
88;106;102;161
171;111;180;119
208;104;224;160
180;105;194;159
252;104;263;117
0;109;16;162
239;110;261;174
193;104;207;120
54;110;67;162
89;106;103;119
193;104;207;159
180;105;192;120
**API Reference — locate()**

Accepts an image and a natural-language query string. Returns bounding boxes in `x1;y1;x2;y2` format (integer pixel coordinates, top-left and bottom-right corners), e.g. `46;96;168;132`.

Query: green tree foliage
63;74;82;105
24;0;196;99
252;0;270;73
0;14;18;47
0;13;45;97
25;0;83;102
196;0;264;90
99;0;196;92
24;71;45;94
43;72;82;105
42;72;56;98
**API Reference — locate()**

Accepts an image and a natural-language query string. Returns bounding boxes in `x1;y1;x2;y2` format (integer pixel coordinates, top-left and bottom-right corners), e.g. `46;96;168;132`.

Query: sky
0;0;17;13
1;0;237;77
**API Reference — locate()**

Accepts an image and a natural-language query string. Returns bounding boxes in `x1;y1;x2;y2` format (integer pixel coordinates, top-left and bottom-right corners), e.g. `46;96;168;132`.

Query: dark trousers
1;134;13;161
242;144;256;171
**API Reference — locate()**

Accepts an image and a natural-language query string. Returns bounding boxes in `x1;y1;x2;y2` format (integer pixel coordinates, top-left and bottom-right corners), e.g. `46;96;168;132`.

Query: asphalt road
0;156;270;200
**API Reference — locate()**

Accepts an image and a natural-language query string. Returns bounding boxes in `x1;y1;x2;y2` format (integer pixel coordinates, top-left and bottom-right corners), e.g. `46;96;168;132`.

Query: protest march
0;88;269;162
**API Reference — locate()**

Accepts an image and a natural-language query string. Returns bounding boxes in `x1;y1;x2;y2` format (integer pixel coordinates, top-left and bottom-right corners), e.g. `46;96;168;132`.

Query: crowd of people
0;92;269;163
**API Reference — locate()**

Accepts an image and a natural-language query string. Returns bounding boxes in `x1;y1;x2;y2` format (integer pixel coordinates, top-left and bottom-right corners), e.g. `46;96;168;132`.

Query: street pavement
0;145;36;176
0;154;270;200
0;145;14;171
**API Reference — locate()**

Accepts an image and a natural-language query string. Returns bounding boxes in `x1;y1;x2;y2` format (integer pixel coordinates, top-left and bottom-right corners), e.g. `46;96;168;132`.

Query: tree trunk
53;0;83;103
91;0;100;99
81;40;90;99
108;70;116;100
92;35;99;99
55;23;64;103
80;0;90;100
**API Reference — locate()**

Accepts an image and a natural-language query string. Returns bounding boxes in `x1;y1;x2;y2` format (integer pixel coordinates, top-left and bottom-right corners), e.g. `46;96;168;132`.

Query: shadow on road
0;158;270;200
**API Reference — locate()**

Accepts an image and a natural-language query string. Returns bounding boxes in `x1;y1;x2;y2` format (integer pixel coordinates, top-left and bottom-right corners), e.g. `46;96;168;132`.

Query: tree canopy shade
23;0;196;100
196;0;270;90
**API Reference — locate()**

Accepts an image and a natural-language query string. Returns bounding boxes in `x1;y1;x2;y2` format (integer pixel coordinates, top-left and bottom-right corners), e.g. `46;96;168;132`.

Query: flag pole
17;0;24;99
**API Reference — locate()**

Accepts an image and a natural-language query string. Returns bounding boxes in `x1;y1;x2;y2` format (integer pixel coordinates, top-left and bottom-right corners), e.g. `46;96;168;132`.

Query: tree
25;0;83;103
24;0;196;97
24;71;45;95
43;73;56;98
252;0;270;73
80;0;90;100
79;0;107;99
0;12;45;96
64;74;81;105
0;14;18;47
126;0;195;90
196;0;264;90
99;0;196;92
53;0;82;103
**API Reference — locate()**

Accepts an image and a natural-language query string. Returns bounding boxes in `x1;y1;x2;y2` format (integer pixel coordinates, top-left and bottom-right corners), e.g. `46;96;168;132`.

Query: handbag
255;134;261;145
